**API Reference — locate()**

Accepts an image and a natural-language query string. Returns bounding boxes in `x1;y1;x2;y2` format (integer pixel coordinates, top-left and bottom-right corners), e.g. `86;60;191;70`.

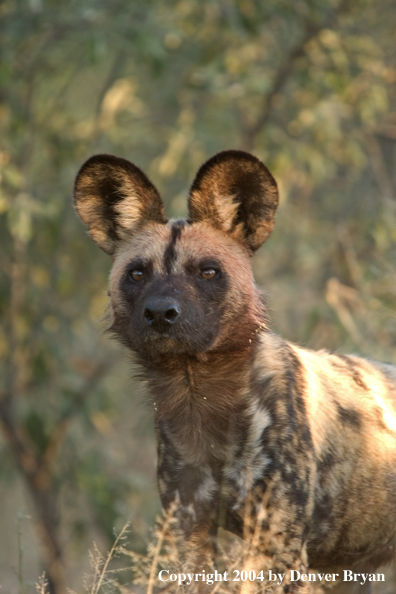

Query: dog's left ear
188;150;279;253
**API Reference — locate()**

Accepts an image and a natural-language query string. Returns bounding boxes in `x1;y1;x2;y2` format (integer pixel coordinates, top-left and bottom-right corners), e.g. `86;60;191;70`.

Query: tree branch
0;356;115;594
241;0;354;151
0;399;66;594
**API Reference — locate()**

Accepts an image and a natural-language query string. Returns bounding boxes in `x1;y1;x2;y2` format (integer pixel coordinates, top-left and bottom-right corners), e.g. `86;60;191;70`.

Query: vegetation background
1;0;396;592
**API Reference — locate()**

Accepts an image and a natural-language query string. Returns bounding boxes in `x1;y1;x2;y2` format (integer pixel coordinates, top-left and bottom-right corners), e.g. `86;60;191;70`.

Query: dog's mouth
144;331;177;342
133;321;218;357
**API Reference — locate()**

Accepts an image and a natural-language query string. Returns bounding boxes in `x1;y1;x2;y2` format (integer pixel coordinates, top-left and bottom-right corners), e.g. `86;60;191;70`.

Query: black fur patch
334;354;369;391
164;220;187;274
336;404;362;429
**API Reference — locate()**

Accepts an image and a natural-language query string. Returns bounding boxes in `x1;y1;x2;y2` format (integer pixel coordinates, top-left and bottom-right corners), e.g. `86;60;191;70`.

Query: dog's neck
136;333;266;465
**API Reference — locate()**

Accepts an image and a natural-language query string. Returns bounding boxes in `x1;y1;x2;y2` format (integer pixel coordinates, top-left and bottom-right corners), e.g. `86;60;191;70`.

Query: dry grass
35;573;50;594
34;506;396;594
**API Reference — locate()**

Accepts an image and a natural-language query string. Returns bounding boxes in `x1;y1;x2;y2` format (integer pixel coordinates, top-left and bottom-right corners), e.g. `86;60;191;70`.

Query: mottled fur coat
74;151;396;594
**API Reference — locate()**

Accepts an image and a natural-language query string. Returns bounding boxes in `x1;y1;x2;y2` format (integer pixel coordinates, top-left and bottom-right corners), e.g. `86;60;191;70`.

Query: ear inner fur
74;154;167;254
188;150;279;253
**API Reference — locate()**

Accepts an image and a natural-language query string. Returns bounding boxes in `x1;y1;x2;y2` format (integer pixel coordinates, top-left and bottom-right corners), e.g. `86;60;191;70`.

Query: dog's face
74;151;279;360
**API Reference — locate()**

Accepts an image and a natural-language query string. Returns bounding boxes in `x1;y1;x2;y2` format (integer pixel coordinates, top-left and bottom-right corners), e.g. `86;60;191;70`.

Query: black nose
143;297;182;329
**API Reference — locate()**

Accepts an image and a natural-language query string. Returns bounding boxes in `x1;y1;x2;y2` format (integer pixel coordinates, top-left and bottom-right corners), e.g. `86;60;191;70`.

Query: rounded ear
74;154;167;255
188;150;279;253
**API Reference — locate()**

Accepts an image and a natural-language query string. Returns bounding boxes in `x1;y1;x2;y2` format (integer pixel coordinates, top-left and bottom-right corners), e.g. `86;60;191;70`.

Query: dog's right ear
74;154;167;255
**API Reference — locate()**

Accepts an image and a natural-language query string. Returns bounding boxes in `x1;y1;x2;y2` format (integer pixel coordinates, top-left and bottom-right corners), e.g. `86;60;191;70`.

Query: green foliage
1;0;396;590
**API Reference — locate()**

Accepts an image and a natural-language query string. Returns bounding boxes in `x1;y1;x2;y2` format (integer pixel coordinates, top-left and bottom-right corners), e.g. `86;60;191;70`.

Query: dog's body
74;151;396;593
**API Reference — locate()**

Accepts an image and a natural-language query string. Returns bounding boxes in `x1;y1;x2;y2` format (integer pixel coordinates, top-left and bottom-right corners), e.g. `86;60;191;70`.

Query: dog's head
74;151;279;361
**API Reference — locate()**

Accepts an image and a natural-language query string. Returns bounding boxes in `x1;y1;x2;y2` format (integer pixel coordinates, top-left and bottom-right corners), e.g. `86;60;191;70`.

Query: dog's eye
129;269;144;282
201;269;217;280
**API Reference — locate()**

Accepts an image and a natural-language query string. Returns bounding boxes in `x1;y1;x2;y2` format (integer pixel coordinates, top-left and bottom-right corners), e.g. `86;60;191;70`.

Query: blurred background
1;0;396;592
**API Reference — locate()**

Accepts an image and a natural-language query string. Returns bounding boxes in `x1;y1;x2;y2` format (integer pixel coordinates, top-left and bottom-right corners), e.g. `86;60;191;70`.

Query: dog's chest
157;398;273;521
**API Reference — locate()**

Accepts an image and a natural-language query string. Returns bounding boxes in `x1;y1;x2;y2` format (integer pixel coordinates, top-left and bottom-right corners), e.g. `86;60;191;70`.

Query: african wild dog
74;151;396;593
